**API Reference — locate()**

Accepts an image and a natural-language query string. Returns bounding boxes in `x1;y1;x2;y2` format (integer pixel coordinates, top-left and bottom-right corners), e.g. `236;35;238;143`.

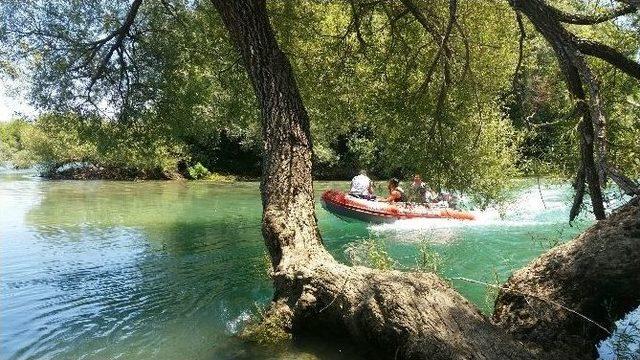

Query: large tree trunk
494;196;640;356
210;0;330;270
210;1;542;358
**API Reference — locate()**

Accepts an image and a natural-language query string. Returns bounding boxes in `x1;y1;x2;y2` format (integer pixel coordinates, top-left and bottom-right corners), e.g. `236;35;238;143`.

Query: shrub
187;162;211;179
17;113;189;179
415;241;442;274
345;239;394;270
0;119;38;168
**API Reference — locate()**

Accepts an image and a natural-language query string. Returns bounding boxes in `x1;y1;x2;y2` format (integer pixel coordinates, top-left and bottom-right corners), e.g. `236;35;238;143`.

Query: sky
0;80;36;122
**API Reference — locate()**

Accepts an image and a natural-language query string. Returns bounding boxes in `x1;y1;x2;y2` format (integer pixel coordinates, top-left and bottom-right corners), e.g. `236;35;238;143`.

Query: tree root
252;198;640;359
263;262;541;359
494;196;640;356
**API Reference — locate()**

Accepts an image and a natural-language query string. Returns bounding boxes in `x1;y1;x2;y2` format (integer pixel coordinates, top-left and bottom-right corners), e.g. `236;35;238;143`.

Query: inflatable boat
321;190;474;224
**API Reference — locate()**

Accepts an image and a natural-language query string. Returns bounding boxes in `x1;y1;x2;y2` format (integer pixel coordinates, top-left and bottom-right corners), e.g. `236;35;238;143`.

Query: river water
1;170;611;359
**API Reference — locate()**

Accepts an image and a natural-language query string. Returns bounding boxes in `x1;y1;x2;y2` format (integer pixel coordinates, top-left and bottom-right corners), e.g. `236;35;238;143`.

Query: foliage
345;239;395;270
0;0;638;198
7;113;188;178
0;119;38;168
187;162;211;180
505;6;640;179
268;0;528;200
366;239;395;270
22;114;99;174
204;172;237;182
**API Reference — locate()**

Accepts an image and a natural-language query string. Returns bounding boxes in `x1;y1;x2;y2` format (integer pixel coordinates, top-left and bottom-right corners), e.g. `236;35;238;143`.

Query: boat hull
321;190;474;224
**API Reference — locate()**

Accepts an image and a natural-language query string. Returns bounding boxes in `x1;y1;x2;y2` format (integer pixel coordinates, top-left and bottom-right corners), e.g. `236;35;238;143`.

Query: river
1;170;606;359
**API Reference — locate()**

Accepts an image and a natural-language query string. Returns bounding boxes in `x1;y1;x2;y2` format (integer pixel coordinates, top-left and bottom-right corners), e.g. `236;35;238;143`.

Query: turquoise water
1;171;598;359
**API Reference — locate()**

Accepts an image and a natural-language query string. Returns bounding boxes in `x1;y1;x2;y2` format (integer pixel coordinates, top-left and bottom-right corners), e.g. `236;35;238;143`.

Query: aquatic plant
345;239;395;270
242;303;292;346
415;241;442;274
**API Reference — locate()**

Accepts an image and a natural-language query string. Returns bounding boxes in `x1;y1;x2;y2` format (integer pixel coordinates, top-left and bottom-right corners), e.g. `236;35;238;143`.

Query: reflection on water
0;173;606;359
2;177;274;360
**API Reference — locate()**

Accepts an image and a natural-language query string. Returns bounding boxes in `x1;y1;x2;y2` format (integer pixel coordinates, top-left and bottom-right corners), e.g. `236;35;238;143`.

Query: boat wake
368;184;591;243
368;182;631;244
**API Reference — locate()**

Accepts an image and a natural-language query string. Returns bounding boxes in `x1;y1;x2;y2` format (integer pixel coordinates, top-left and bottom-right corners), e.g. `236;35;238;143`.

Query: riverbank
44;165;182;181
2;162;245;182
46;168;246;182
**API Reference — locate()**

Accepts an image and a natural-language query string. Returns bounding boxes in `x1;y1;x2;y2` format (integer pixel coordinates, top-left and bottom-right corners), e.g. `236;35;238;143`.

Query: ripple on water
2;217;270;360
4;177;627;359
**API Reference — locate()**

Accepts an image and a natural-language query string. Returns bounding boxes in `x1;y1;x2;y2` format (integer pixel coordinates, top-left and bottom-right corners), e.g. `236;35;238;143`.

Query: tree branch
551;4;637;25
570;164;586;221
453;20;471;79
87;0;143;95
608;165;640;195
399;0;442;43
512;11;526;91
576;39;640;81
348;0;369;50
403;0;457;94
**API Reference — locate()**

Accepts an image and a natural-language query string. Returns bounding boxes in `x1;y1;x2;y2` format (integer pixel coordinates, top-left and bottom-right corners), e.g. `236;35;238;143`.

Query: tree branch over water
87;0;143;97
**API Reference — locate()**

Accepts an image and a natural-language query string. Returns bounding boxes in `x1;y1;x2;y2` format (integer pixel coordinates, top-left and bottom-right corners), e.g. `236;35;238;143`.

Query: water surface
1;171;600;359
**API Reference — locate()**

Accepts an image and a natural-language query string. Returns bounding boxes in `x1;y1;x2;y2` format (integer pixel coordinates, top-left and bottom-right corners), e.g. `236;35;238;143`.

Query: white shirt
350;174;372;195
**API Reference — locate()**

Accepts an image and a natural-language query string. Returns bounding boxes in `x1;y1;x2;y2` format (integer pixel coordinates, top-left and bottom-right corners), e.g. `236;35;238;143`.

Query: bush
16;113;189;179
345;239;394;270
21;114;98;174
415;241;442;274
187;162;211;179
205;172;236;182
0;119;38;168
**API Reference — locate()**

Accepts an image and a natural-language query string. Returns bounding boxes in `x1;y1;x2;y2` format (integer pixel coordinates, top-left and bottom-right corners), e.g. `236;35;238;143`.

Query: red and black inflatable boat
321;190;475;224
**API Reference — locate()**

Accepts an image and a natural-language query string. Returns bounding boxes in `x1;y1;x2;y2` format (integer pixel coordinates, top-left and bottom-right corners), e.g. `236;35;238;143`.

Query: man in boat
409;174;440;203
378;178;406;203
349;169;375;200
435;192;459;209
408;174;428;203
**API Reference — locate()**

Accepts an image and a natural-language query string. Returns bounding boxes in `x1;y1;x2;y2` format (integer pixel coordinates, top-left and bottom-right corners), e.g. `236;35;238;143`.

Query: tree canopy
1;0;638;209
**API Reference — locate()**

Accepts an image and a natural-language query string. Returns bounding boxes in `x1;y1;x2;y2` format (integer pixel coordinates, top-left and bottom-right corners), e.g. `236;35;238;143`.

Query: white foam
367;182;633;244
368;184;572;240
225;310;252;334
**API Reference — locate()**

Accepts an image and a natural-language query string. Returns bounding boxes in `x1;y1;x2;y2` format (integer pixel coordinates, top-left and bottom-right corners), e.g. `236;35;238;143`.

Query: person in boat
349;169;375;200
408;174;428;203
378;178;406;203
435;191;459;209
408;174;439;203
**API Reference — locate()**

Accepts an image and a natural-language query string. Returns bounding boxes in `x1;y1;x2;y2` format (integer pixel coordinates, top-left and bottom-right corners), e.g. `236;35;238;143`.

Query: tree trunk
210;0;330;269
494;196;640;356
